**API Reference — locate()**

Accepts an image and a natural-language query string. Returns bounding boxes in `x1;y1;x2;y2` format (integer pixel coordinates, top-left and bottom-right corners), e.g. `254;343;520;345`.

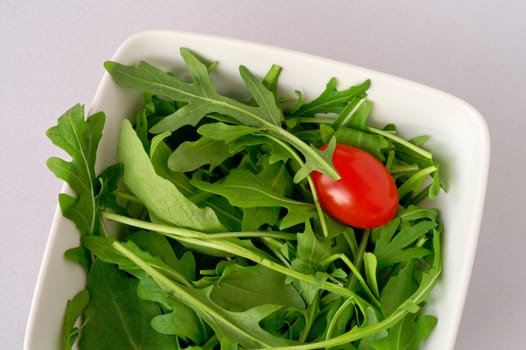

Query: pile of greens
47;48;443;350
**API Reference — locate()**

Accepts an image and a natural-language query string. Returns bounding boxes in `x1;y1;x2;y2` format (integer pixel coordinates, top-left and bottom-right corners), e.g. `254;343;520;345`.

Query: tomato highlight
312;143;398;228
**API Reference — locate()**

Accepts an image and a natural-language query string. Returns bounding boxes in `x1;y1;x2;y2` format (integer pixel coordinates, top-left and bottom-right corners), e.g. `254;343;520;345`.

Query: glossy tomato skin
312;144;398;229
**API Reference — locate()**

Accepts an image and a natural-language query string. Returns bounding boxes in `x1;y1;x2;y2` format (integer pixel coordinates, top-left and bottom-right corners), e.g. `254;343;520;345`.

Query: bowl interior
25;30;490;350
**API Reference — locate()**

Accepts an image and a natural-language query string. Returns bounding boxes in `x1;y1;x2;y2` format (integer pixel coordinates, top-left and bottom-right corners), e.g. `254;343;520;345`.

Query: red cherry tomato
312;144;398;229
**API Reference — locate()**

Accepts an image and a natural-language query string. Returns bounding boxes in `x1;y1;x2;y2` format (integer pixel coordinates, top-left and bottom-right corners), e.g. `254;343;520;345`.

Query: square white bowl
25;30;490;350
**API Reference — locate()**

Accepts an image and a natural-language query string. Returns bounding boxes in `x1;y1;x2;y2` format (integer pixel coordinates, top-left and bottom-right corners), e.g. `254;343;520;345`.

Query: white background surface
1;1;525;349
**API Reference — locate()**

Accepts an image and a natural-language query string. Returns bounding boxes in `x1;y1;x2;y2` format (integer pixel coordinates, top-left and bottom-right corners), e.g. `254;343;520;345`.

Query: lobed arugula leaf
46;104;104;236
136;276;211;344
290;78;370;116
373;215;435;268
291;222;332;304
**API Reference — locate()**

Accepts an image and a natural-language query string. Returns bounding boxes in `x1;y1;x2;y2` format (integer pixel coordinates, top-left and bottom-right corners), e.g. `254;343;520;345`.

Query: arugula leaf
363;252;380;298
198;122;256;143
291;222;332;304
292;222;332;274
380;261;419;316
46;104;104;235
331;97;369;130
239;156;293;230
363;313;437;350
335;127;390;161
128;231;196;282
79;260;177;350
64;246;91;272
137;276;210;344
118;119;225;232
191;168;317;229
169;137;232;172
148;134;243;231
239;65;284;125
373;216;435;268
83;236;192;287
291;78;370;116
62;289;89;350
210;263;305;312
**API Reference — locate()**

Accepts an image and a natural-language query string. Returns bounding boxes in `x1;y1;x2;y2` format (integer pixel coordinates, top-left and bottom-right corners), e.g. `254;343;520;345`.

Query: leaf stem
102;211;296;241
348;229;370;291
321;253;380;308
298;291;320;343
115;191;142;203
324;297;354;344
261;237;292;268
368;127;432;160
397;165;437;199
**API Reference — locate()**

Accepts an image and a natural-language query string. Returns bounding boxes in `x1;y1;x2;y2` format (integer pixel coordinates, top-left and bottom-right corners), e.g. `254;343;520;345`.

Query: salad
47;48;444;350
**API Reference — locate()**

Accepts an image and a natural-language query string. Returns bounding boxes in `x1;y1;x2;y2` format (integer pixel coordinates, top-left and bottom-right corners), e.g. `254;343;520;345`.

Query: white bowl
25;30;490;350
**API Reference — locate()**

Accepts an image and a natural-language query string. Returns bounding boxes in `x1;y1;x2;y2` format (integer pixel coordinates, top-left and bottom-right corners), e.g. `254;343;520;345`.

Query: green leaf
46;104;104;235
149;136;195;196
363;314;437;350
241;207;280;231
128;231;196;282
363;252;380;298
137;276;210;343
105;49;273;133
380;261;418;316
291;78;370;116
210;263;305;312
373;217;435;267
95;162;124;213
79;260;177;350
191;168;317;229
291;222;332;304
331;97;367;129
150;304;208;343
64;246;90;272
342;99;373;131
239;65;283;126
62;289;89;350
335;126;390;162
292;136;336;183
198;122;256;143
168;137;232;172
118;119;225;232
292;222;332;274
149;136;244;231
83;236;192;286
